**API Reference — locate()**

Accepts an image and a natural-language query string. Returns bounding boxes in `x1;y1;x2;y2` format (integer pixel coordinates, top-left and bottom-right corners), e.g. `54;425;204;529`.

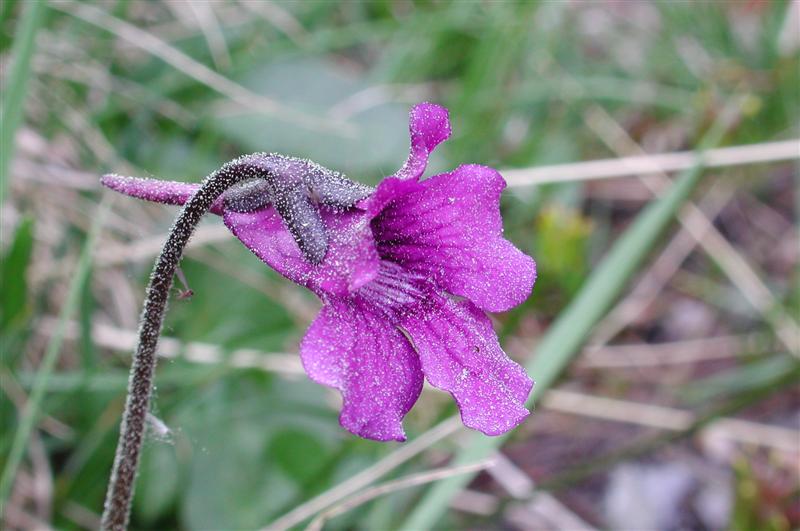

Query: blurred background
1;1;798;529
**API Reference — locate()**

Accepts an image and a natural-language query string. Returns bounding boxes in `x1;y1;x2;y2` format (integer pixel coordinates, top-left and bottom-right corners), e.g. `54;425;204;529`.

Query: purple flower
102;103;536;442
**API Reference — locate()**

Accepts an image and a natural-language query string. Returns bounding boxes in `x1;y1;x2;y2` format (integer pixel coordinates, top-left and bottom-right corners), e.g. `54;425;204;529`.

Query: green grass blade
0;216;34;330
0;198;109;511
0;0;46;205
399;140;730;530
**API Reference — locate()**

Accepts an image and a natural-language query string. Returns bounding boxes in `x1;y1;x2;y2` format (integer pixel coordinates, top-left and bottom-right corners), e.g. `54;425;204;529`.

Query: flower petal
373;164;536;312
359;176;421;219
394;103;451;181
101;175;225;215
300;301;423;441
402;296;533;436
223;207;379;297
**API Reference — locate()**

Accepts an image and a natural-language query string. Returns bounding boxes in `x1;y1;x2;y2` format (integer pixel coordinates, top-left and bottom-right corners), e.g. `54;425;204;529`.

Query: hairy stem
101;159;268;530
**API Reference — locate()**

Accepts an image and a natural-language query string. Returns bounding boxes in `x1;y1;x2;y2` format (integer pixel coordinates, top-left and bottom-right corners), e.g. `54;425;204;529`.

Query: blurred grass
0;0;44;204
0;198;108;512
1;1;798;530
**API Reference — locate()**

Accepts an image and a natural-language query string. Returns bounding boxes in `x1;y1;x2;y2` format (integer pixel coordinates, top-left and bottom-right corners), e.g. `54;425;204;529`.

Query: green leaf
270;429;330;485
136;442;181;524
0;217;34;331
175;374;338;530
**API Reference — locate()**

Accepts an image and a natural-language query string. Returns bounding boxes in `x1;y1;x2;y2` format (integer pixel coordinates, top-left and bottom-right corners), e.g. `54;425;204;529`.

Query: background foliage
1;1;798;529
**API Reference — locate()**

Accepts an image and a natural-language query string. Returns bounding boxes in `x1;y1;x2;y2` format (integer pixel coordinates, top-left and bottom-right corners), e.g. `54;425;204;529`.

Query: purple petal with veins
224;207;379;297
401;296;533;436
372;164;536;312
300;300;423;441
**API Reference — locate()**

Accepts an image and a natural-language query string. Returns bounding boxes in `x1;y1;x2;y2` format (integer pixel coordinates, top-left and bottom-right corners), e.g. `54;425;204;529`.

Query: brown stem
100;157;269;530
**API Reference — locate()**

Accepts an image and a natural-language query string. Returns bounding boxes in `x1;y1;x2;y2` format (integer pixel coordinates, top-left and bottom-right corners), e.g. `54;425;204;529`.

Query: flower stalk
101;159;274;530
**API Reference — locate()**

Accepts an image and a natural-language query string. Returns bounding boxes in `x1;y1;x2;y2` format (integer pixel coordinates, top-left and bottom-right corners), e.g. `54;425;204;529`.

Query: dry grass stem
305;460;494;531
505;494;600;531
487;453;535;498
96;225;231;266
33;54;194;126
50;0;349;135
37;317;304;378
489;454;598;530
449;489;499;516
264;416;463;531
503;139;799;187
544;389;799;453
237;0;309;45
183;1;232;71
580;334;763;368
